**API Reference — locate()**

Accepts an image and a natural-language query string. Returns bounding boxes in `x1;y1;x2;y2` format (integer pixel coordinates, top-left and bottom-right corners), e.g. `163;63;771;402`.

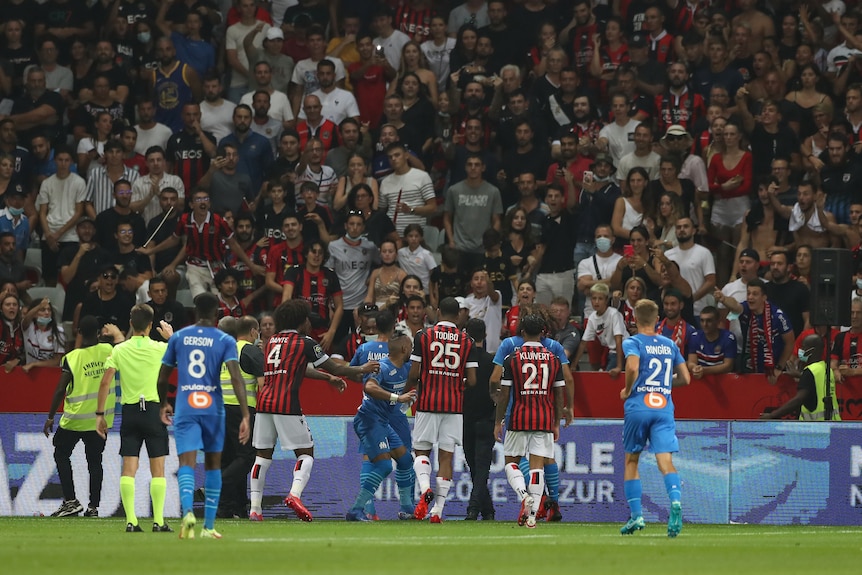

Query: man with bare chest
768;180;836;251
733;181;787;278
731;0;774;54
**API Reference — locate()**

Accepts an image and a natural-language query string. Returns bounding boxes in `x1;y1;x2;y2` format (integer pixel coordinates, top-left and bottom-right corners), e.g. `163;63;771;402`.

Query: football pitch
1;518;859;574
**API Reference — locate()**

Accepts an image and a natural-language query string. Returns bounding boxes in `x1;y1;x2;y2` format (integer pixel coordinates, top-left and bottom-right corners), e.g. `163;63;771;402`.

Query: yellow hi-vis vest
60;343;116;431
799;361;841;421
220;339;257;408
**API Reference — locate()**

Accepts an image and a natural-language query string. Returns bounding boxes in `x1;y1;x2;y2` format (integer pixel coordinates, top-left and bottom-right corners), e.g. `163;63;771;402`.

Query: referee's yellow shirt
105;336;168;404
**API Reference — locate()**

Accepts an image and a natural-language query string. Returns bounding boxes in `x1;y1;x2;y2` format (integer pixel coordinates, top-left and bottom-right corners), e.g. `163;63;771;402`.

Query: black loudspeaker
810;248;853;326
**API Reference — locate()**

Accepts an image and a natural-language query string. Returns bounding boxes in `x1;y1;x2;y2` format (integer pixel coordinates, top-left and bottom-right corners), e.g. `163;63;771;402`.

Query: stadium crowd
3;0;862;385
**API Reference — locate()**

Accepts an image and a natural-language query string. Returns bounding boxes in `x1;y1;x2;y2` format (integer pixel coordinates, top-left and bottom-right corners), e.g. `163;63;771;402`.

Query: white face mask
595;237;612;252
363;334;379;342
856;278;862;290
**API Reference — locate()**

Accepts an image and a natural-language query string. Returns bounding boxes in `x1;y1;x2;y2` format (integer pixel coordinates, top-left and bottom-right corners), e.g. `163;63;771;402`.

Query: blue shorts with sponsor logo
354;414;404;460
622;409;678;454
174;413;225;455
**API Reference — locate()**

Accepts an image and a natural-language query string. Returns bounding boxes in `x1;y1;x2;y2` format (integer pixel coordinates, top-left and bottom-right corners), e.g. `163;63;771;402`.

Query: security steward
44;316;123;518
218;315;264;518
760;334;841;421
96;304;175;532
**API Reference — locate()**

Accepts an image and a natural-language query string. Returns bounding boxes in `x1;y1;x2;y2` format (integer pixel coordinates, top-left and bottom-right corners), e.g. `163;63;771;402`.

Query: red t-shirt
348;62;387;128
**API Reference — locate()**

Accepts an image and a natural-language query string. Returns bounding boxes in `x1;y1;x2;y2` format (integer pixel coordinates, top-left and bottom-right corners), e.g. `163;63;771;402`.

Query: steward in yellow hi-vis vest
44;317;124;518
760;334;840;421
216;316;264;518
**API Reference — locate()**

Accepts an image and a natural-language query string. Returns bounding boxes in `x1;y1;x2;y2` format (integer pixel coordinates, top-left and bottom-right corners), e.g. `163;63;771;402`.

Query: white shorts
412;412;462;452
186;263;219;298
503;430;555;459
710;196;750;228
252;413;314;450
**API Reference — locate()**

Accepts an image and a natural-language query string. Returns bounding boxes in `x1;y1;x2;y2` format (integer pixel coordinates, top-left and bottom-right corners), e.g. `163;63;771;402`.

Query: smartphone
375;44;384;56
582;170;594;184
623;244;635;258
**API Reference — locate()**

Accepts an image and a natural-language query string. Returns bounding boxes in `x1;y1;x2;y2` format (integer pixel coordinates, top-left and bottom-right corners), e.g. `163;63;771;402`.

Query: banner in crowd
1;415;860;524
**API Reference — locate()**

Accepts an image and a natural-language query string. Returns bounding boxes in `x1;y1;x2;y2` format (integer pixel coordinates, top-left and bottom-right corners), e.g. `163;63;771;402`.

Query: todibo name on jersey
644;344;673;355
435;331;461;342
183;336;214;347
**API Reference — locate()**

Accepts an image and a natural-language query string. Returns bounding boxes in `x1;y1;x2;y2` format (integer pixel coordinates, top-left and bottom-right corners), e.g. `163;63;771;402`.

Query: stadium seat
176;289;194;309
26;286;65;318
423;225;444;252
24;248;41;271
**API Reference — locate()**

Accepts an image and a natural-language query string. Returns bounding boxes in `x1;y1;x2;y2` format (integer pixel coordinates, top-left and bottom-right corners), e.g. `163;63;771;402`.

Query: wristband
95;411;105;416
389;393;399;405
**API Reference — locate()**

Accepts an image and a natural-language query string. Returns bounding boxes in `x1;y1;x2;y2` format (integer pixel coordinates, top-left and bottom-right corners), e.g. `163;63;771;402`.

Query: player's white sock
505;463;527;499
289;455;314;498
528;469;545;518
249;456;272;513
432;477;451;515
413;456;432;493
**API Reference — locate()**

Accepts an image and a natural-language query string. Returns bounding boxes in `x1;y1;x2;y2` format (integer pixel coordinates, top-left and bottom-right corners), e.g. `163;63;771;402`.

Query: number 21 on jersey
643;357;671;409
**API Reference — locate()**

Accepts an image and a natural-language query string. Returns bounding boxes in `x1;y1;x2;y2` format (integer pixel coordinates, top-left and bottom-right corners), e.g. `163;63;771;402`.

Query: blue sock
518;457;530;484
360;460;377;515
352;458;391;512
544;462;560;502
624;479;643;520
395;452;414;512
177;466;195;516
204;469;221;530
664;473;681;504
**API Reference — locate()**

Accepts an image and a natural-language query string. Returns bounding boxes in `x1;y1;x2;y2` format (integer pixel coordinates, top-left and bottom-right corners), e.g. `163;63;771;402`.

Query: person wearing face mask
21;296;65;371
761;334;839;420
0;186;29;258
576;224;623;317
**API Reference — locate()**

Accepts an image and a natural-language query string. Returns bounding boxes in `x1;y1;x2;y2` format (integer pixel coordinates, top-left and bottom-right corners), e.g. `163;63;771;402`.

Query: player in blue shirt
349;310;416;519
158;293;250;540
491;307;574;521
346;334;416;521
620;299;690;538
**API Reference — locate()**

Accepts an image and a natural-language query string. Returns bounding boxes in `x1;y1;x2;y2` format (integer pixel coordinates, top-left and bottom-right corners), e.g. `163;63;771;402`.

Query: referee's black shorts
119;402;169;458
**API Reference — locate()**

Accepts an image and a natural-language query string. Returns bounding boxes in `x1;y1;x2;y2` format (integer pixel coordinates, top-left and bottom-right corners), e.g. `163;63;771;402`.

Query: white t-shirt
664;243;716;314
397;245;437;290
225;21;271;88
379;168;436;236
598;120;639;167
583;307;628;350
300;87;360;125
131;173;186;223
295;165;338;205
421;38;456;92
200;100;237;142
616;151;661;183
134;123;173;155
24;323;65;363
35;173;88;242
465;290;503;352
577;251;623;315
373;30;411;70
291;57;346;94
240;89;294;124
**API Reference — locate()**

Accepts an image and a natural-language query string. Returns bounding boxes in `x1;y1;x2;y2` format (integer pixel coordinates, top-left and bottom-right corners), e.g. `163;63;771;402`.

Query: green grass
1;518;859;574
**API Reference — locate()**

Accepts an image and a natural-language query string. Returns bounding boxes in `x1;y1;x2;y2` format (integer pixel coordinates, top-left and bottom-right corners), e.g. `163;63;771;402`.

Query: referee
96;304;173;533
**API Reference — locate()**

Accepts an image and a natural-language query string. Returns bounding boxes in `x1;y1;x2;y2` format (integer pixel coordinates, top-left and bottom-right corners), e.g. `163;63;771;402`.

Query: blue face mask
36;316;52;327
797;348;810;362
856;278;862;290
7;206;24;217
595;237;612;253
137;32;151;44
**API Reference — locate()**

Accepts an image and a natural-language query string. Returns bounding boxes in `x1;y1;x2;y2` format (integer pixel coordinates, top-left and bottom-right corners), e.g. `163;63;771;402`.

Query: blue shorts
354;414;404;460
174;413;225;455
388;411;412;452
622;410;678;454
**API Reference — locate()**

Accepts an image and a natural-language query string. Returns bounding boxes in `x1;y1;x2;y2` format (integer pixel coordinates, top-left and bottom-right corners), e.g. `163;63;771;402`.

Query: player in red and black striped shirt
141;188;261;297
265;214;304;306
224;213;268;314
282;241;343;351
493;314;565;528
408;297;477;522
392;0;435;43
249;299;379;521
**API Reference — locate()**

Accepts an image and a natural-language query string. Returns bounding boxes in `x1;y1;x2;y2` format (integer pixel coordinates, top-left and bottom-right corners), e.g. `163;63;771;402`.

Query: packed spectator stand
2;0;862;411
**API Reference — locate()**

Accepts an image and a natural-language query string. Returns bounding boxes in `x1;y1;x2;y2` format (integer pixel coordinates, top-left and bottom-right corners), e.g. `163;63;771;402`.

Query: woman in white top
612;167;648;241
21;297;65;372
332;153;378;212
397;223;437;290
388;41;439;106
421;16;456;93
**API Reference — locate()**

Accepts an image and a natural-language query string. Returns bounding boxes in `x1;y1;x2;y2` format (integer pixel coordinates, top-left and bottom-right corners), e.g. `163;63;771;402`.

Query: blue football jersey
622;333;684;414
163;325;238;418
357;357;411;422
494;336;570;366
350;341;390;382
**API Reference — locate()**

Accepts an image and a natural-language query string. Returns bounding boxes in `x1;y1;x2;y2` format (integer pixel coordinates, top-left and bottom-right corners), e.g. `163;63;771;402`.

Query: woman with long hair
364;239;407;310
421;15;456;93
0;154;18;205
258;312;275;351
504;280;536;337
526;21;559;79
793;245;813;286
650;154;704;234
614;276;647;336
332;154;378;212
332;183;398;247
388;41;439;106
650;192;685;250
612;167;648;241
589;17;629;100
801;100;833;171
21;297;65;371
609;225;662;303
704;115;728;166
502;206;537;280
785;63;832;137
396;72;436;155
0;290;24;369
70;39;94;101
449;24;479;75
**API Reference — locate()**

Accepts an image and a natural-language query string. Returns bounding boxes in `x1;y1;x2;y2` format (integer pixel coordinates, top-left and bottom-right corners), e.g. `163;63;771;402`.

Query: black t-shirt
57;243;113;321
539;210;578;273
501;145;551;207
11;90;64;145
240;343;265;378
40;0;94;58
147;299;187;341
79;290;135;333
331;210;395;247
145;213;180;272
765;279;809;338
95;209;147;249
255;202;295;241
296;203;333;245
748;124;800;177
430;266;467;300
483;254;516;309
111;250;152;278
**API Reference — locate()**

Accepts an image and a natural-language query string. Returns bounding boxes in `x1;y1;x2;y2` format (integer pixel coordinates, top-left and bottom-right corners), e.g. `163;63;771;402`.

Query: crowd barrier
1;415;860;525
5;367;862;420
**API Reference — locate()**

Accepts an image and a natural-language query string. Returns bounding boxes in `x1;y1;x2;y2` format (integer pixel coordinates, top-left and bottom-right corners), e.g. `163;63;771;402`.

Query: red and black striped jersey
649;31;674;64
224;242;268;312
165;129;213;192
296;119;339;152
501;342;564;432
259;330;329;415
671;1;709;35
392;1;435;43
570;23;598;74
173;212;233;263
410;321;478;414
454;106;493;148
831;330;862;368
654;89;705;134
0;321;24;365
217;295;246;320
283;266;342;324
266;240;305;305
